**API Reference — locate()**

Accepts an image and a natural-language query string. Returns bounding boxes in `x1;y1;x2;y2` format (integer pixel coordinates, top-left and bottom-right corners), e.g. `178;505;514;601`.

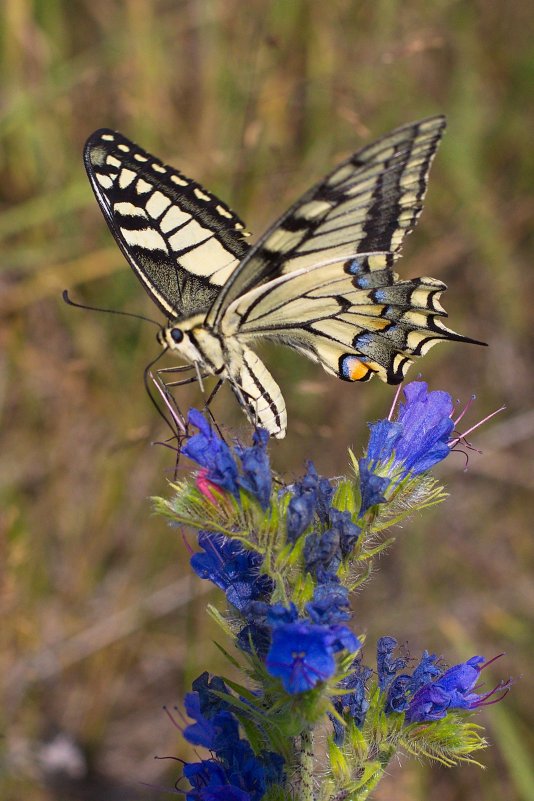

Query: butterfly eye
171;328;184;344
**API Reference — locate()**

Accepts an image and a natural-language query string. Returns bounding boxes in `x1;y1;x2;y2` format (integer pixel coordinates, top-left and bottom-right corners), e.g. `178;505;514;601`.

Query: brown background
1;1;533;799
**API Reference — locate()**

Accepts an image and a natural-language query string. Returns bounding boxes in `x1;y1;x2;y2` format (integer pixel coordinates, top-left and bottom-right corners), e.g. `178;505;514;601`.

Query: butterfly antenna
62;289;160;327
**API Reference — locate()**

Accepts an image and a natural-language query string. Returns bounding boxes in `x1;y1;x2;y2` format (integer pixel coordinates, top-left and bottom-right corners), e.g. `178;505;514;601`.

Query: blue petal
236;428;272;509
358;459;390;516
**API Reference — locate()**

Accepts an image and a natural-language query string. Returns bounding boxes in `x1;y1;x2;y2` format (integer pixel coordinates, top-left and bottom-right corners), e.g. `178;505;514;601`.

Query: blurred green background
1;1;533;799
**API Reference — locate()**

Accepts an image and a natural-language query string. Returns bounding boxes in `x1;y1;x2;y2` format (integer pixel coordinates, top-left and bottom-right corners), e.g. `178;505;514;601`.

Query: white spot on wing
171;174;188;186
102;134;115;141
216;205;232;219
152;163;166;173
178;237;234;276
134;153;148;162
136;178;152;194
120;227;167;251
106;155;121;168
146;190;172;218
114;201;147;218
160;205;192;233
327;163;354;185
296;200;331;219
96;173;113;189
264;227;305;252
169;219;212;251
118;168;136;189
118;143;130;152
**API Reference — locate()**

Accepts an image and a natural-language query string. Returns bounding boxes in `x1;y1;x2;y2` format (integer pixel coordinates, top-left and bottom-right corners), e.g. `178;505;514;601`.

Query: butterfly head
157;316;224;372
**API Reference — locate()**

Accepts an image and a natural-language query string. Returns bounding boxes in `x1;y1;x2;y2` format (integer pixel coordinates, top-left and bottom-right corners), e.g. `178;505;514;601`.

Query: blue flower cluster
358;381;455;515
182;409;272;509
182;672;284;801
191;532;274;612
264;600;360;694
332;637;508;742
166;384;508;796
192;534;361;694
183;413;363;694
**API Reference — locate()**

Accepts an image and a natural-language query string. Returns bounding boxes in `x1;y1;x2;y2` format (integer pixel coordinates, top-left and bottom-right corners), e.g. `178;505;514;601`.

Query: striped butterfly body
84;116;480;438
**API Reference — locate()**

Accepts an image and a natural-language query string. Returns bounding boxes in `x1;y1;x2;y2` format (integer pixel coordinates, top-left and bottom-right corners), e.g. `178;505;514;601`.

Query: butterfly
84;116;480;438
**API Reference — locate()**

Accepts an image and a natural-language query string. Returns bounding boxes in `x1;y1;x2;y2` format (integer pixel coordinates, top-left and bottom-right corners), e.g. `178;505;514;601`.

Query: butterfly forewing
84;129;250;318
207;116;446;324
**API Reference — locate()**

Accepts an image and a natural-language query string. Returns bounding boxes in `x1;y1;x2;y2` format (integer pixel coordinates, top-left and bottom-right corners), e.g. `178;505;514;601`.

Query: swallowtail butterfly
84;116;480;438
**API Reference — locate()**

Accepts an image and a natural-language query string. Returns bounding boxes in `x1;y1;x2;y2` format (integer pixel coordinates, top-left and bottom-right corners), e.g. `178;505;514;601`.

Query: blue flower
183;673;284;800
406;655;509;723
266;621;360;694
303;527;341;577
394;382;454;473
184;758;252;801
357;461;390;517
192;671;231;717
286;462;334;543
306;580;351;625
236;602;274;658
183;695;239;752
266;602;299;626
182;409;240;496
376;637;407;691
329;508;361;559
358;382;454;515
191;533;273;612
266;624;337;693
408;650;443;692
332;657;373;741
384;674;411;714
236;621;272;658
384;651;443;714
235;428;272;510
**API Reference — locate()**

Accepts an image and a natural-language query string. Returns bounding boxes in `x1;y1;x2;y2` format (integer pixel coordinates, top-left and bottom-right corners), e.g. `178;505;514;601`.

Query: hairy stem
291;727;314;800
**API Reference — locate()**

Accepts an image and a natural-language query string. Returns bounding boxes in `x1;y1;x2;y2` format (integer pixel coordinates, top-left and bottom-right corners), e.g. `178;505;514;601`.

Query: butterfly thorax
158;315;226;374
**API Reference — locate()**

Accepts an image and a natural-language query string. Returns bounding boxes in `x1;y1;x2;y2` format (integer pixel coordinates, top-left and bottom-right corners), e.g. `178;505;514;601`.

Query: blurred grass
1;1;533;799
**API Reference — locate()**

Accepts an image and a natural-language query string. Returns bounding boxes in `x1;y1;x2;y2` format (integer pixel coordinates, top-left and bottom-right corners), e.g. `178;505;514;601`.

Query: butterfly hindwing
207;116;446;324
84;129;250;318
221;253;477;386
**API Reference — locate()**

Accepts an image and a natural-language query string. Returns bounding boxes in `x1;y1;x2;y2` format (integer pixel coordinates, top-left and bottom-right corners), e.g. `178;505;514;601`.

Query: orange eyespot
340;355;371;381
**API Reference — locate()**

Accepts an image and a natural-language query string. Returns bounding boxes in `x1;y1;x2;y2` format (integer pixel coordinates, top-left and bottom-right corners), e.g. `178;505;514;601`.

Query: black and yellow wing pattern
215;116;480;387
84;117;480;437
208;116;447;319
84;129;250;318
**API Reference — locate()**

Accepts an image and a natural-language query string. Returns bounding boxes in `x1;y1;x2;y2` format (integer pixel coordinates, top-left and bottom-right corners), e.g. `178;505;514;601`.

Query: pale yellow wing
221;255;481;384
207;116;446;324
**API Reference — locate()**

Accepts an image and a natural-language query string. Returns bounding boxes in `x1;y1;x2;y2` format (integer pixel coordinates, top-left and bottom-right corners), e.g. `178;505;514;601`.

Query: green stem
292;727;314;801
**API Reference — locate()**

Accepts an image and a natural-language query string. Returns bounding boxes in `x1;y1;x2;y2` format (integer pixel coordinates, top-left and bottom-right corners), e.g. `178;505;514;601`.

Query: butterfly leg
201;378;228;441
157;366;227;442
161;371;211;389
